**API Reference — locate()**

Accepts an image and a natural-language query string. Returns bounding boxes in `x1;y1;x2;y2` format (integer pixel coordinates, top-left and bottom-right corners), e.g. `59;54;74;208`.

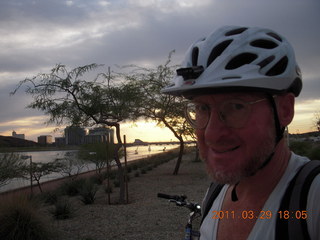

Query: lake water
0;144;178;193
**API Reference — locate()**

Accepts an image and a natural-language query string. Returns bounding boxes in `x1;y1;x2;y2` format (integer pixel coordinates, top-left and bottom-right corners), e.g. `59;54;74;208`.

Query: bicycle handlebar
157;193;201;213
157;193;186;202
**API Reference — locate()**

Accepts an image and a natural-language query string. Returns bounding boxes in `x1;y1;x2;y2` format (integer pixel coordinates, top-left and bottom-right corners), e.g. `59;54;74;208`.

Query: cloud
0;0;319;137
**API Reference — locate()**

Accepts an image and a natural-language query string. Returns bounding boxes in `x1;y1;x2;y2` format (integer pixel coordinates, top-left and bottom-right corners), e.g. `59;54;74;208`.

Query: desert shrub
113;179;120;188
126;166;132;173
134;171;140;177
104;185;113;193
90;174;104;185
290;141;311;156
58;178;86;196
0;196;51;240
37;191;58;205
79;180;98;205
309;145;320;160
50;198;74;220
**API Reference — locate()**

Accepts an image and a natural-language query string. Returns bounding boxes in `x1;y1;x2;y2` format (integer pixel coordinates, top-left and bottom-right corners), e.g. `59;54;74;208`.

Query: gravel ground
50;152;211;240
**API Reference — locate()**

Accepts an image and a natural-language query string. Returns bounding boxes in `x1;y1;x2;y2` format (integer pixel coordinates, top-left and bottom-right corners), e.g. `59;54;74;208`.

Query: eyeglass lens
186;100;252;129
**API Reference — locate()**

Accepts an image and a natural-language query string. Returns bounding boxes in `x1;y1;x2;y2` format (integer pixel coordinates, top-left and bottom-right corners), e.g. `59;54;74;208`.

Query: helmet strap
267;94;284;144
231;95;283;202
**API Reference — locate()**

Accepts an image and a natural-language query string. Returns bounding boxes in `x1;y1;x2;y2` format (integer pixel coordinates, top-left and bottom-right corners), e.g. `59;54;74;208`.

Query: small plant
58;178;86;196
113;179;120;188
50;198;74;220
38;191;58;205
104;185;113;193
79;180;98;205
141;169;147;174
90;174;104;185
134;171;140;177
0;196;51;240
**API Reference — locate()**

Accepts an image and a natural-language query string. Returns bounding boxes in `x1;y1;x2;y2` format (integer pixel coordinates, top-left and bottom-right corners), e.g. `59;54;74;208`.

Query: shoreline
0;149;181;197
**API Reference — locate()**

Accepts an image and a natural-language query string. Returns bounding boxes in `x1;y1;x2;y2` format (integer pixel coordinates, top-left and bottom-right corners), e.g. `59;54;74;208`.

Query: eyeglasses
185;98;268;129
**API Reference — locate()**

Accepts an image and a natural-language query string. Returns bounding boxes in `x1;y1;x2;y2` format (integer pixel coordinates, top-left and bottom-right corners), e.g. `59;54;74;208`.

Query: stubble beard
203;128;276;185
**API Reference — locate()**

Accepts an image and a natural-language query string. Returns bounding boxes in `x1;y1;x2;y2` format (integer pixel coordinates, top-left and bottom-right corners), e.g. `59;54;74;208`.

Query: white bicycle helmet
162;26;302;97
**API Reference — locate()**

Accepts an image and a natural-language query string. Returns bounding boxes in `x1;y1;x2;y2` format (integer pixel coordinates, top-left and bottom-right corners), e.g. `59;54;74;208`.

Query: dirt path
49;152;211;240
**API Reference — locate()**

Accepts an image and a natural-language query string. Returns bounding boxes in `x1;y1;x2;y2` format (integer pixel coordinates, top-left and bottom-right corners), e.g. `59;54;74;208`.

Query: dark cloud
0;0;319;135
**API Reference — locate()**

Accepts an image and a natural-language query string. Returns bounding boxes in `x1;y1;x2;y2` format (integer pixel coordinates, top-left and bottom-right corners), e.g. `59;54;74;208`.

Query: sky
0;0;319;143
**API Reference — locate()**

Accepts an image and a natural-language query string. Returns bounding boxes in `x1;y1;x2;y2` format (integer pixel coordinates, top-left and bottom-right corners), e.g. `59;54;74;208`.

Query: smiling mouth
215;146;240;153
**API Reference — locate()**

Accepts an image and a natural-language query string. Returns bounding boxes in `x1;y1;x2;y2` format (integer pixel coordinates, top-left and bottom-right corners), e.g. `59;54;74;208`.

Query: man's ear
277;93;295;127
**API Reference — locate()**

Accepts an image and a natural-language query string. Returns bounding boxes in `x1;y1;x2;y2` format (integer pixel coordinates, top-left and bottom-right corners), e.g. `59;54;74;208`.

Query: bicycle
157;193;201;240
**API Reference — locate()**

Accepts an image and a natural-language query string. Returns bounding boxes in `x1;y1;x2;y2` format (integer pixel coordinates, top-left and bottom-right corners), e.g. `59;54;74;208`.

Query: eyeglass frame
185;97;273;130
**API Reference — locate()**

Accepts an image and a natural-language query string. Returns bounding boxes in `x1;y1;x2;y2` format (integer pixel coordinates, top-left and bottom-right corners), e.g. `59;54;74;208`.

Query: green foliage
30;161;64;193
11;63;142;127
79;180;98;205
309;145;320;160
290;141;320;160
0;196;51;240
78;142;115;174
50;198;74;220
290;141;310;156
55;151;87;179
121;52;193;174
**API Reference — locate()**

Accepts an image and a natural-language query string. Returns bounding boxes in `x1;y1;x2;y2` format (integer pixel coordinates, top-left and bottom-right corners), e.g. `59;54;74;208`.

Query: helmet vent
225;53;258;70
225;27;248;36
207;40;233;67
258;56;275;68
192;47;199;66
266;56;288;76
266;32;282;42
250;39;278;49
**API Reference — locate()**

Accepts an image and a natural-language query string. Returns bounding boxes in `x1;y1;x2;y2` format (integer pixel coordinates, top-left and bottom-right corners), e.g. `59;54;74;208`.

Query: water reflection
0;144;179;193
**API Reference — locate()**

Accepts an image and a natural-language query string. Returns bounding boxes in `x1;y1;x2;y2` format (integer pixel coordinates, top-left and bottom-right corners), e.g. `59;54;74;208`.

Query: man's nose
204;110;231;143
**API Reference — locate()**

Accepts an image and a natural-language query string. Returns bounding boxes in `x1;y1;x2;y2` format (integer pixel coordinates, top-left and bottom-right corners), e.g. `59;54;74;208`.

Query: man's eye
233;103;245;110
195;104;209;112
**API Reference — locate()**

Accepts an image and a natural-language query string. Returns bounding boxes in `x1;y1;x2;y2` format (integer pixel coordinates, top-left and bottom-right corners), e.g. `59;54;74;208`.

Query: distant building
38;135;53;145
65;126;86;145
55;137;66;146
12;130;25;140
84;127;114;144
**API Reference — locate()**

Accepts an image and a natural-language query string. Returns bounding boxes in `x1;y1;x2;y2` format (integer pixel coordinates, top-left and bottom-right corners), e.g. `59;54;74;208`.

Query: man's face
194;92;276;184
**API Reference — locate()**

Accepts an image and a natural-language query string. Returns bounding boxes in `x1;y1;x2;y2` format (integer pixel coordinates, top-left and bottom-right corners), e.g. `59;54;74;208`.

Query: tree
55;151;86;180
0;153;27;187
78;142;117;180
12;64;141;203
122;52;192;174
28;161;64;193
315;112;320;132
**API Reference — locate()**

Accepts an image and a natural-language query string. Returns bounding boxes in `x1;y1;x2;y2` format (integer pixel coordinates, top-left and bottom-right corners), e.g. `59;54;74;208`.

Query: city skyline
0;0;319;142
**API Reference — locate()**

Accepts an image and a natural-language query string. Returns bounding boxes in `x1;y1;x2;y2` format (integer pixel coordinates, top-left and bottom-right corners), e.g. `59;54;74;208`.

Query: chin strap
231;94;284;202
267;94;284;143
231;152;275;202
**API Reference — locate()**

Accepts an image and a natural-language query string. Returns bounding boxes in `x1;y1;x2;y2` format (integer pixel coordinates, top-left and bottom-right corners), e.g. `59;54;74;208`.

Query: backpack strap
200;182;224;225
276;160;320;240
